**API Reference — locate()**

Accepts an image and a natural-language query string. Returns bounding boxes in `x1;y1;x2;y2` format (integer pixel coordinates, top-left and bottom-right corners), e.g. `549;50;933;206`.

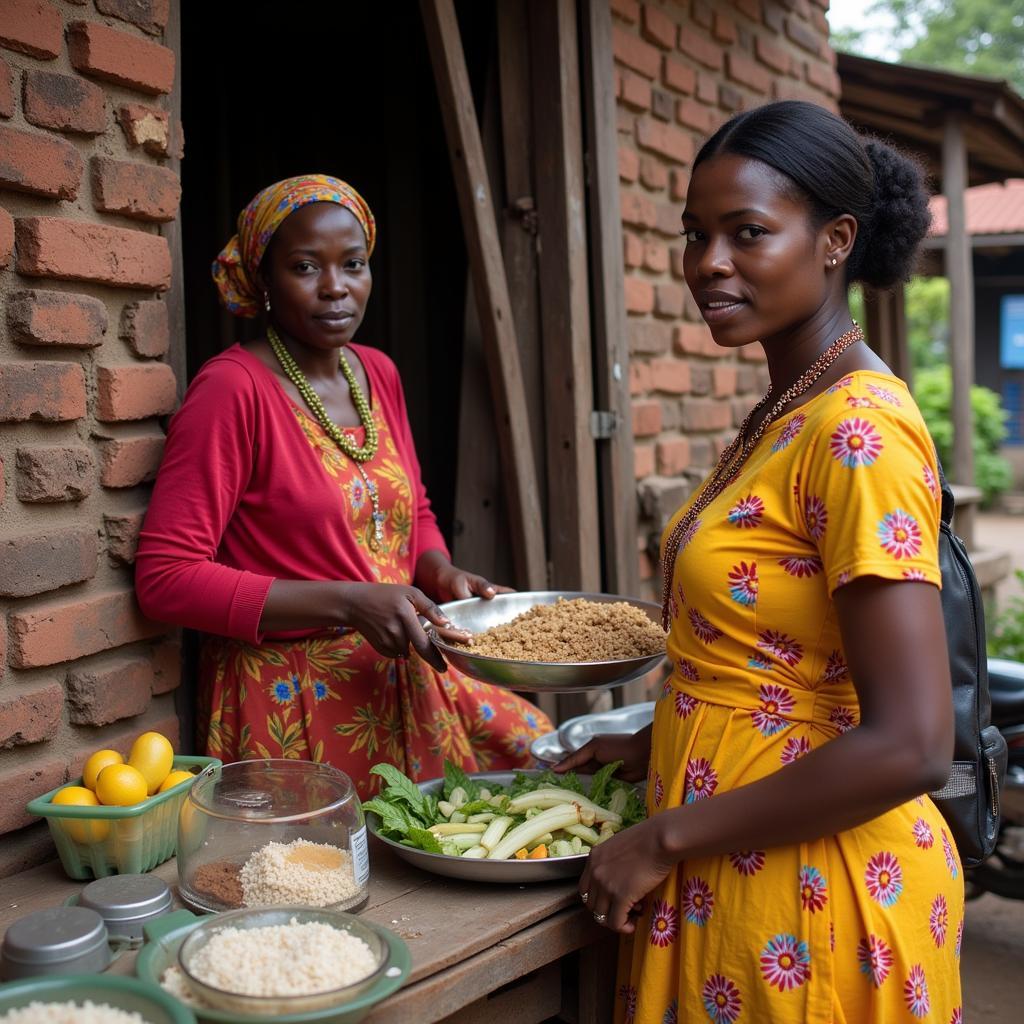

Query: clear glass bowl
177;907;389;1016
177;760;369;914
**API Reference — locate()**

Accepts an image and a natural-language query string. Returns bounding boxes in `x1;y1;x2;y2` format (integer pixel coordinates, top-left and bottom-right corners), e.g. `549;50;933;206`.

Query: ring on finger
593;912;608;925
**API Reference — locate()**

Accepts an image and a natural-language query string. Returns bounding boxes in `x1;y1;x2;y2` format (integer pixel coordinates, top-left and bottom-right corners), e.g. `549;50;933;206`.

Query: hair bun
851;139;932;289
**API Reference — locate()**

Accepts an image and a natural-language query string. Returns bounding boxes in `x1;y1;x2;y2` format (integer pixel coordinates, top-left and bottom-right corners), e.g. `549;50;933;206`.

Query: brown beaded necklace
659;323;864;629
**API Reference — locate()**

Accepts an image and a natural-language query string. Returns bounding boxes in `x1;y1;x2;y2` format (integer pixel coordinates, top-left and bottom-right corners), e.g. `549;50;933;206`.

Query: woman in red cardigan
135;175;551;794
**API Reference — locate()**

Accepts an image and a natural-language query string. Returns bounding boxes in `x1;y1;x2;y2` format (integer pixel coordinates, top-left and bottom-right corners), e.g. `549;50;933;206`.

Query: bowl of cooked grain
428;592;667;692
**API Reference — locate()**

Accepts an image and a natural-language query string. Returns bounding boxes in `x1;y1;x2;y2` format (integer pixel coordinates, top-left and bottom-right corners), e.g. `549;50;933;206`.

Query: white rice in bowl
0;1003;147;1024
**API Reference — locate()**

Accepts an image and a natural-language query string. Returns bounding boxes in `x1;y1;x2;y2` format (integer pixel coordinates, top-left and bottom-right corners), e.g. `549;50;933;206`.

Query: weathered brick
620;191;656;229
620;70;652;111
629;359;652;395
736;364;757;395
91;158;180;223
673;322;718;357
0;0;61;60
150;638;181;695
23;70;106;134
66;655;153;726
676;96;713;133
632;399;662;437
67;21;174;95
649;357;690;394
805;60;839;97
16;217;171;290
662;55;695;95
726;51;772;94
8;588;164;669
786;14;823;55
656;437;691;476
0;125;83;200
95;0;169;35
763;3;785;34
116;102;170;156
104;509;144;564
622;230;643;268
96;363;176;422
670;247;685;279
713;365;739;397
634;443;655;479
120;299;169;359
690;2;712;29
0;527;97;598
739;341;768;362
669;168;688;202
612;25;660;78
0;206;12;267
755;35;790;73
639;155;668;192
618;144;639;182
677;31;723;70
610;0;639;22
690;365;712;396
0;682;63;748
642;239;668;273
0;757;66;835
734;0;762;21
624;277;654;315
654;282;685;318
696;71;717;104
680;397;733;432
651;89;673;122
639;475;692;526
636;120;693;164
0;362;86;423
15;445;94;503
99;436;164;488
629;320;671;355
641;5;676;49
719;82;745;112
7;289;107;349
713;12;738;43
0;57;13;118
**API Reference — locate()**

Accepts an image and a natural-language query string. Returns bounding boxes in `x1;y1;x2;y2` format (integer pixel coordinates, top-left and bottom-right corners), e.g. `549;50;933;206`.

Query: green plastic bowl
0;973;195;1023
25;757;221;880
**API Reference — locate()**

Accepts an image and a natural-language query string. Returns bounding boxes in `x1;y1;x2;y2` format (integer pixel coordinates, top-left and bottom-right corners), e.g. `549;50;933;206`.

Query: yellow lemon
158;769;195;793
82;749;124;791
127;731;175;795
95;763;148;807
52;786;110;844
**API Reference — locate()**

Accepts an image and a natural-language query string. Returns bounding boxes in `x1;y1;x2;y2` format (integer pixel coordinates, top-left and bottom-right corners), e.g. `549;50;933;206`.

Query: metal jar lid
78;874;173;926
1;907;111;979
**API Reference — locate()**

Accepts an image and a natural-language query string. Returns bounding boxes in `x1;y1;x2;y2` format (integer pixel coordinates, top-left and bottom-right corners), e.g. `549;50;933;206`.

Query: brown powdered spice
190;860;244;908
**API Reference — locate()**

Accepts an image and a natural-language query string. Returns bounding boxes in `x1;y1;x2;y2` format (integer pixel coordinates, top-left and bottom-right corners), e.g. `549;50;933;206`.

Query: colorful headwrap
212;174;376;318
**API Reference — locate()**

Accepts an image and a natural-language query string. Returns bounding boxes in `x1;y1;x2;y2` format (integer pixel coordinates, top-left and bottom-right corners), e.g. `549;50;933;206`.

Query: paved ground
977;512;1024;606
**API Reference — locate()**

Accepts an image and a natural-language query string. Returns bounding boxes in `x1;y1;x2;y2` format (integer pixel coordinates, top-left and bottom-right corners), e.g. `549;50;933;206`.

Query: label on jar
351;826;370;887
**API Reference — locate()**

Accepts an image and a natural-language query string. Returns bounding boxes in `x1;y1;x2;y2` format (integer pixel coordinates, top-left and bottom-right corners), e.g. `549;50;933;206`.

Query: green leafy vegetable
588;760;623;808
370;763;428;818
442;761;480;801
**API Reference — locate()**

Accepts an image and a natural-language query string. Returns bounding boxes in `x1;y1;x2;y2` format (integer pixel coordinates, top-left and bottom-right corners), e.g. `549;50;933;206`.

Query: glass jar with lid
177;760;369;914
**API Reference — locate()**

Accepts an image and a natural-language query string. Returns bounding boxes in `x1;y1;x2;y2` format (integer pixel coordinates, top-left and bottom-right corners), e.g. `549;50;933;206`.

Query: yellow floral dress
616;372;963;1024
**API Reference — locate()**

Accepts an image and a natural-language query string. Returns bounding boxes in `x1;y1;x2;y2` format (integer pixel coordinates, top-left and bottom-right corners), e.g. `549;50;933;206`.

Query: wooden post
942;113;975;489
420;0;547;589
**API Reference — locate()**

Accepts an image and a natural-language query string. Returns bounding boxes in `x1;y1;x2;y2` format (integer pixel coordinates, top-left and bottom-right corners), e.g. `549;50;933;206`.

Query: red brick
696;72;717;105
632;399;662;437
713;365;739;398
786;14;824;55
15;444;93;502
67;21;174;96
0;57;13;118
104;509;145;564
669;168;688;202
689;365;712;396
629;320;671;355
0;682;62;748
0;526;97;598
23;70;106;135
726;52;772;94
619;145;639;182
677;31;723;70
99;435;164;487
680;398;733;432
649;357;690;394
620;190;656;229
773;78;816;103
620;70;652;110
0;757;66;835
739;341;768;362
0;0;61;60
641;4;676;49
66;655;153;726
673;322;718;357
612;25;660;79
96;363;176;422
670;248;685;280
656;436;691;475
16;217;171;290
643;239;668;273
95;0;169;36
623;230;643;268
0;205;12;267
662;55;695;95
691;2;712;29
0;126;83;200
116;102;171;156
763;3;785;33
91;157;180;223
0;362;86;423
713;12;738;43
654;282;685;318
720;82;745;113
611;0;639;22
734;0;762;20
676;96;713;133
8;588;164;669
634;443;655;479
120;299;169;359
805;60;839;97
150;638;181;695
7;289;107;349
639;155;667;192
636;120;693;165
624;276;654;315
654;200;682;237
755;35;790;73
629;359;652;395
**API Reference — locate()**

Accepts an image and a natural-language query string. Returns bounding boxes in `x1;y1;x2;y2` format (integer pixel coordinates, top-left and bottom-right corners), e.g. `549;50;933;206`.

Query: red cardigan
134;344;449;644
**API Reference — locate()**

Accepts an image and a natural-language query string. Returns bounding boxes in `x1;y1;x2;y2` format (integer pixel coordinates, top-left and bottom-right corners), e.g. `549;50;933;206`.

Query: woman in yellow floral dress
136;175;550;795
558;103;962;1022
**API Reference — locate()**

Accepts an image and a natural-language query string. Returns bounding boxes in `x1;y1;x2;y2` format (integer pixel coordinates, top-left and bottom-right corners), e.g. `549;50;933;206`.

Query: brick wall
0;0;182;875
611;0;839;595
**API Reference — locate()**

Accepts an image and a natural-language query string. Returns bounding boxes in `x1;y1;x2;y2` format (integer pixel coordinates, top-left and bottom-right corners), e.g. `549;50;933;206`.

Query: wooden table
0;838;617;1024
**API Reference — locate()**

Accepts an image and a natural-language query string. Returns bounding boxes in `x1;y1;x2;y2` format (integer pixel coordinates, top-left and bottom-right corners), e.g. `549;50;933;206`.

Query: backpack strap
934;453;955;528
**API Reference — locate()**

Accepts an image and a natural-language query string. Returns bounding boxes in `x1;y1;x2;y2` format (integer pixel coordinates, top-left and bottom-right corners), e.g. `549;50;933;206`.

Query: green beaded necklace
268;325;386;550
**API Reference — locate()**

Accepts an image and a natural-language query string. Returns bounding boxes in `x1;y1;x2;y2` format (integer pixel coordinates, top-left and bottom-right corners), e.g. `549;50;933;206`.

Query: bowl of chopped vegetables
362;761;646;883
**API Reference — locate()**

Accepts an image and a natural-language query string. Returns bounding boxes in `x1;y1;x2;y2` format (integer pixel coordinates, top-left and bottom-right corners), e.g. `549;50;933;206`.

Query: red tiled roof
929;179;1024;237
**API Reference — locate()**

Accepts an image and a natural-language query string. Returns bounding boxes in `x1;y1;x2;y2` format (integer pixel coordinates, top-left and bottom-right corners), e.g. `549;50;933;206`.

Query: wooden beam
420;0;547;589
942;112;976;494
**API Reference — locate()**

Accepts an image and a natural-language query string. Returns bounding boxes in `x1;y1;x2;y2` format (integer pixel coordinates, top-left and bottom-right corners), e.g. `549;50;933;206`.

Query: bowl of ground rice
429;592;666;692
0;975;194;1024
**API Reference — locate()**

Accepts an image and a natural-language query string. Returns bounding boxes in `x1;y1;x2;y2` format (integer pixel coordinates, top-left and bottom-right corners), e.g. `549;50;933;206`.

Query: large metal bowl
366;770;628;883
531;701;657;764
429;591;666;693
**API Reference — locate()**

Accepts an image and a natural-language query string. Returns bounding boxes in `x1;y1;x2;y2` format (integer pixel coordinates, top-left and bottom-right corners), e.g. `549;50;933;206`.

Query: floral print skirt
197;630;552;797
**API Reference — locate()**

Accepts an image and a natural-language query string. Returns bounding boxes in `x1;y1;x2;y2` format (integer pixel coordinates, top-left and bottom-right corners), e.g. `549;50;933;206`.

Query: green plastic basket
26;756;221;880
0;974;196;1023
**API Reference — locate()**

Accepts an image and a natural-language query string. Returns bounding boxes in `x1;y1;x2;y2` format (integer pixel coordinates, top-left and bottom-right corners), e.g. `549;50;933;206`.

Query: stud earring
830;257;838;267
264;292;271;313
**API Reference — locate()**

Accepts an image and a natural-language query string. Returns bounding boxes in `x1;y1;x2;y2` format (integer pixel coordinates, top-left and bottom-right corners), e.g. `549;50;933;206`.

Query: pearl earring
830;257;838;267
264;293;271;313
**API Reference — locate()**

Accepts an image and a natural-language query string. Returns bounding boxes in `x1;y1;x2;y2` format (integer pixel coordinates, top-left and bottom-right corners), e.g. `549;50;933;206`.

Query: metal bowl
530;701;657;764
366;771;620;883
429;591;666;693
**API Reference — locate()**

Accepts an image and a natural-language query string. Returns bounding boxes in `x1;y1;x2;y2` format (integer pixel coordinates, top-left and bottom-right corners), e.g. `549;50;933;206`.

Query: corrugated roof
930;179;1024;237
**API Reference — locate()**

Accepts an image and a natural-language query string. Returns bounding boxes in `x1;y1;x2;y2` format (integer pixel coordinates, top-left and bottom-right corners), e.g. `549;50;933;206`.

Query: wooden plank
435;963;561;1024
420;0;547;590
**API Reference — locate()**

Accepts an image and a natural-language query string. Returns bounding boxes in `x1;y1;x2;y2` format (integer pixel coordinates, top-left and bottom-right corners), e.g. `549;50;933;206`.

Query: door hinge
590;409;620;439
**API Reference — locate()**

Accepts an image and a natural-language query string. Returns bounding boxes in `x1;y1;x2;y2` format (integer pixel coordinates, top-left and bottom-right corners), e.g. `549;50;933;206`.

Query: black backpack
929;465;1007;867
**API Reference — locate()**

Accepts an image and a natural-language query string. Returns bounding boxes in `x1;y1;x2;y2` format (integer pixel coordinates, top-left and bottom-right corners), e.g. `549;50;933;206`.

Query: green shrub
989;571;1024;662
912;366;1012;505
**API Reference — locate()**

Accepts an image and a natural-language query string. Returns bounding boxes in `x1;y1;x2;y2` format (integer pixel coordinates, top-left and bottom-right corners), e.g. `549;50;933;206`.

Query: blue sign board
1001;294;1024;369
